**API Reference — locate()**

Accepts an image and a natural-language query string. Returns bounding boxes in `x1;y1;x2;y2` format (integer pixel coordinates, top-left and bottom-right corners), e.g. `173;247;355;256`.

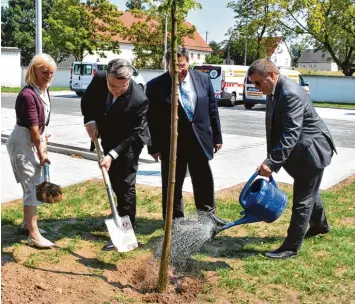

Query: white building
298;49;338;71
1;47;21;87
83;12;212;66
262;37;292;69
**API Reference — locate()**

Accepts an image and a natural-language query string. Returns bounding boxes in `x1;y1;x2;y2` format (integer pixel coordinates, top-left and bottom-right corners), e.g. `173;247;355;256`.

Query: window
83;64;93;75
197;53;201;60
73;64;81;75
190;53;194;59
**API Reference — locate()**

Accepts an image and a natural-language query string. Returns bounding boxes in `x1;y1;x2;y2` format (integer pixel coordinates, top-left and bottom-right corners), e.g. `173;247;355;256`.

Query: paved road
2;93;355;148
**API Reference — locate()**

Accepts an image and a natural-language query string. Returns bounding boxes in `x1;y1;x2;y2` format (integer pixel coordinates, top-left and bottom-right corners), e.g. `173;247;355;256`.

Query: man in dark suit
81;58;150;250
146;46;224;222
248;59;336;259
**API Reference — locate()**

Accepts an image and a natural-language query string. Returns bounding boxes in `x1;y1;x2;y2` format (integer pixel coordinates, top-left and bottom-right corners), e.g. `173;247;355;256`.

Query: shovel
94;138;138;252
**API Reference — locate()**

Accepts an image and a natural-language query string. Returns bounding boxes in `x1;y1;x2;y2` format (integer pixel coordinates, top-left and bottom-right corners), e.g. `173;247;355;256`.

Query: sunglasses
249;77;265;87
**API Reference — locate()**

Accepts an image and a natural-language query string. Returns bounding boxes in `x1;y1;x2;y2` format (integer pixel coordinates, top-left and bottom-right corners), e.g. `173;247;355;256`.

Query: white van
69;61;146;96
243;68;310;109
193;64;249;107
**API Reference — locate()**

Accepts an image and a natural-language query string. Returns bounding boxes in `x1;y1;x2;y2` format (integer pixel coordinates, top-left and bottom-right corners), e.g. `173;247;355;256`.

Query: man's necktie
179;82;194;121
106;93;114;112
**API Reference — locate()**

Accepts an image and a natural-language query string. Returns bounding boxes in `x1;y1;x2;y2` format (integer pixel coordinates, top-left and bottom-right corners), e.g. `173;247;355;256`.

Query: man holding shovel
81;59;150;251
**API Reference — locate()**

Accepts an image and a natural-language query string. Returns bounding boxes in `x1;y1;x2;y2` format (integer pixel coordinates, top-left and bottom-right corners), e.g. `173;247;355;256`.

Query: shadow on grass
200;235;285;259
1;215;163;265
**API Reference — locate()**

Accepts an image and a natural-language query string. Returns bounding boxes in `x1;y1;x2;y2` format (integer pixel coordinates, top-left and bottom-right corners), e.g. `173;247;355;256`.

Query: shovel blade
105;215;138;252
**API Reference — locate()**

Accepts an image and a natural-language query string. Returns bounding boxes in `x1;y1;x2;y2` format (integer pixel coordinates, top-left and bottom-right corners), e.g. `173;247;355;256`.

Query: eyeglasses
249;76;265;87
106;77;130;89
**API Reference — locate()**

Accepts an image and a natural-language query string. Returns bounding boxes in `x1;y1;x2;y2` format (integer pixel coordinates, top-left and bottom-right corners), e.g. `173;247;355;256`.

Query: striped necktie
179;82;194;121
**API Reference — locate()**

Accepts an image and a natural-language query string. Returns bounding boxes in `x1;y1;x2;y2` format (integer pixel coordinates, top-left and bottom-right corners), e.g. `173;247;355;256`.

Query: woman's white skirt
6;125;46;206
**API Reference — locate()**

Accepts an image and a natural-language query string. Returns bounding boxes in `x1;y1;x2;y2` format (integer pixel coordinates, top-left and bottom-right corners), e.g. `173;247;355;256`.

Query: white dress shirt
179;71;197;114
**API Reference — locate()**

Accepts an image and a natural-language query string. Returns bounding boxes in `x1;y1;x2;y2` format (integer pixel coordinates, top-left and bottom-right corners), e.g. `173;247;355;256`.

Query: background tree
125;0;201;69
1;0;54;66
278;0;355;75
125;0;145;10
44;0;124;62
227;0;281;59
204;40;224;64
290;40;306;67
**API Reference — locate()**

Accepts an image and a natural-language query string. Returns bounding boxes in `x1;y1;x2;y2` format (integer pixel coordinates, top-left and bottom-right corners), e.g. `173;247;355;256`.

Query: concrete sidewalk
2;105;355;203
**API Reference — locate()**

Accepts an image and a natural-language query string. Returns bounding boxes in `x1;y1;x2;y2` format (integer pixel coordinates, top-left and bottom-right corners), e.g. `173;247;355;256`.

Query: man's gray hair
165;45;189;64
247;59;280;77
107;58;133;79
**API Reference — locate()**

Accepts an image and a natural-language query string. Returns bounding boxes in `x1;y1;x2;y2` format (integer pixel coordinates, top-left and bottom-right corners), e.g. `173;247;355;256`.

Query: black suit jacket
81;70;150;154
263;75;336;173
146;70;222;160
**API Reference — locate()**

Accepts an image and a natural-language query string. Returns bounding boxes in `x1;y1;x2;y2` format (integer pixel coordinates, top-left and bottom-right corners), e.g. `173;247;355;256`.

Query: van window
193;65;222;79
97;64;107;71
83;64;93;75
73;64;81;75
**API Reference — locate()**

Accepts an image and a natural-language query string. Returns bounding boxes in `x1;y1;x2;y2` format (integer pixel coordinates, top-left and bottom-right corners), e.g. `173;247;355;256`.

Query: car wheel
76;91;84;97
244;104;254;110
228;93;236;107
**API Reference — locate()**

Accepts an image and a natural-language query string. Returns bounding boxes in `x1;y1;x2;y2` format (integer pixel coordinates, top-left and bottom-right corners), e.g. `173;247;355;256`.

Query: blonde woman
6;53;57;248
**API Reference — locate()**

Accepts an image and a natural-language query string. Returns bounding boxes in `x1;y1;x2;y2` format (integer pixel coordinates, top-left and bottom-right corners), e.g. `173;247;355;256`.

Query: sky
111;0;235;43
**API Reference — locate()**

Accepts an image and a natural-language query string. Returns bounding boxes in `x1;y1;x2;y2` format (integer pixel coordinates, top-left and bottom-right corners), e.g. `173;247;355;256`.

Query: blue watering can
212;171;288;236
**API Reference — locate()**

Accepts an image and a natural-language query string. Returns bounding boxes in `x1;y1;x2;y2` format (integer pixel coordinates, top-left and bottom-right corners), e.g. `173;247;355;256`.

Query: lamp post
35;0;42;54
163;13;168;72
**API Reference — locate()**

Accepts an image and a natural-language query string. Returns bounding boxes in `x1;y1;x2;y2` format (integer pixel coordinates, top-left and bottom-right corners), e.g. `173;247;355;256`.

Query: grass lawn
2;178;355;303
313;102;355;110
1;86;70;93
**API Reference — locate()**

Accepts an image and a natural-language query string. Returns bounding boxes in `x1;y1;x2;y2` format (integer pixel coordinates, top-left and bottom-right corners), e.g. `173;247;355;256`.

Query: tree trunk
158;0;179;293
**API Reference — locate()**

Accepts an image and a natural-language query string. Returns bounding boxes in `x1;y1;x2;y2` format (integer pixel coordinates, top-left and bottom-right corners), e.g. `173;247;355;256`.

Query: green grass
2;178;355;303
313;102;355;110
296;68;355;77
1;86;70;93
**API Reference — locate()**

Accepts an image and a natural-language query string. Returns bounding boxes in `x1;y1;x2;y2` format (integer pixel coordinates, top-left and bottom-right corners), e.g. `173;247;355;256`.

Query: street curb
1;134;155;164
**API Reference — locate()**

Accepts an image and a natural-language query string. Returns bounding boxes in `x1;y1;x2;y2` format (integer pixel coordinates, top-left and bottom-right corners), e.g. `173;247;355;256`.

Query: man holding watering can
247;59;336;259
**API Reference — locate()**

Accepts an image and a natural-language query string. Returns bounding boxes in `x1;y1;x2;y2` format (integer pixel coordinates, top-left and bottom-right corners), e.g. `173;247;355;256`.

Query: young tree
1;0;54;66
157;0;201;292
44;0;124;62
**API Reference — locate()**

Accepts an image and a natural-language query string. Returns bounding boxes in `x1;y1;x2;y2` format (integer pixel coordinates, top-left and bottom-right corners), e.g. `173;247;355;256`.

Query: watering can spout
212;213;262;237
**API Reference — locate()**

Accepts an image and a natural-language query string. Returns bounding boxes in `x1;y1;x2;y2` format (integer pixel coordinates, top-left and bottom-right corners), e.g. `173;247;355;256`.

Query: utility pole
205;31;209;44
244;36;247;66
163;13;168;72
226;44;231;65
35;0;42;54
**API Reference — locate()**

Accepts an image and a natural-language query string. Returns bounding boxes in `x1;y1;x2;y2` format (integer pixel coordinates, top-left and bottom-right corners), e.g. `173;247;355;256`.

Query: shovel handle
93;138;110;185
93;138;121;226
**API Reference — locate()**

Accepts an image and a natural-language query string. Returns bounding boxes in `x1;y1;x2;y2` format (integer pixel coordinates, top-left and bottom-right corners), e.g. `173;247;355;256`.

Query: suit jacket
81;70;150;155
263;75;336;174
146;70;222;160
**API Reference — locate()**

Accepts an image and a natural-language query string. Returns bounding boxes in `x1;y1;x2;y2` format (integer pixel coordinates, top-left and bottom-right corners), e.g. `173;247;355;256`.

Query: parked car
243;68;310;109
69;61;146;96
193;64;249;107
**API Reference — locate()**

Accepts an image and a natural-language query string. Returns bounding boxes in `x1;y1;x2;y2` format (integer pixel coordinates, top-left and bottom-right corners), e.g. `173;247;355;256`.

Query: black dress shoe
265;248;297;259
305;227;330;238
102;241;115;251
